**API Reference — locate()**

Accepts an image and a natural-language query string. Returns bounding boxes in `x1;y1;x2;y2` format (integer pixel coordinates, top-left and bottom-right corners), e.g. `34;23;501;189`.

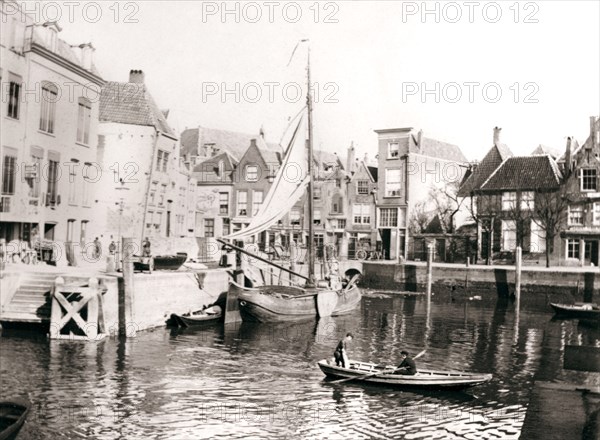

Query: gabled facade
558;116;600;265
346;157;378;259
374;127;468;260
0;2;103;262
91;70;196;254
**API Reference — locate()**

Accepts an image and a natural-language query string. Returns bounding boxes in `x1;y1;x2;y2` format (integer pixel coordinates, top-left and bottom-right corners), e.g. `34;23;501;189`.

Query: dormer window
218;160;224;178
245;165;258;182
581;169;597;191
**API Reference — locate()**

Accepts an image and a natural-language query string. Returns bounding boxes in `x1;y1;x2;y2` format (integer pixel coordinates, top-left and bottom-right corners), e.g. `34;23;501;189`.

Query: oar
330;349;426;384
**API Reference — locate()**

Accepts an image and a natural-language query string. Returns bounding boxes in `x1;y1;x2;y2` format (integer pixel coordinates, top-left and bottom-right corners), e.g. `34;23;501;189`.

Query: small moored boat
0;398;30;440
170;305;223;327
317;359;493;389
550;302;600;321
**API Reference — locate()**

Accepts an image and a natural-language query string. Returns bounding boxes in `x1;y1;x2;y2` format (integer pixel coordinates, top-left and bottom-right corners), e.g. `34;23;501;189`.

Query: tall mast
306;45;316;286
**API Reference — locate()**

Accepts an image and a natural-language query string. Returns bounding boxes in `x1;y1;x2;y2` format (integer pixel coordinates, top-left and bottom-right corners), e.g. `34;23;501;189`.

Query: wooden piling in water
120;237;135;337
515;246;522;302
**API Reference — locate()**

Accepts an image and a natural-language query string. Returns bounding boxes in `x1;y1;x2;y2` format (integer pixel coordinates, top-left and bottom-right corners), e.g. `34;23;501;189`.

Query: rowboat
550;302;600;321
238;284;361;322
170;307;223;327
0;398;30;440
317;359;493;389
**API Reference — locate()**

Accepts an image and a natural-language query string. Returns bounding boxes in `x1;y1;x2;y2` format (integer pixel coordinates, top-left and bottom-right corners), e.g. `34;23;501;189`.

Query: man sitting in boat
396;350;417;375
334;333;354;368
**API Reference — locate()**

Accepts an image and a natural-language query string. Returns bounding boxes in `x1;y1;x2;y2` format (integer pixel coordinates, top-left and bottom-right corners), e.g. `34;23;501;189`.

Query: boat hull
0;398;30;440
550;303;600;321
238;285;361;322
170;312;222;327
317;360;493;389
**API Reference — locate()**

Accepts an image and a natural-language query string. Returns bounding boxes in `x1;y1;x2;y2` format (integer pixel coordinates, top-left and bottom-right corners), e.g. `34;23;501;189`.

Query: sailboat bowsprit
221;41;362;322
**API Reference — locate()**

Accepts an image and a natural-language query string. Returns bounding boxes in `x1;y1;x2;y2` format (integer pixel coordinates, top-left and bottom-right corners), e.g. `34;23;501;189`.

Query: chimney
347;142;355;173
250;139;257;148
493;127;501;145
129;69;145;84
364;152;369;163
417;129;423;151
79;43;95;70
565;137;572;175
260;125;265;139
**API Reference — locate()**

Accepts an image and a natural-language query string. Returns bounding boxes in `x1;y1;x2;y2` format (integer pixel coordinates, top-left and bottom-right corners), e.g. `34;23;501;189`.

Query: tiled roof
367;166;378;182
531;144;561;159
457;143;514;197
181;127;280;161
479;155;562;192
100;81;175;136
410;135;468;163
192;151;238;183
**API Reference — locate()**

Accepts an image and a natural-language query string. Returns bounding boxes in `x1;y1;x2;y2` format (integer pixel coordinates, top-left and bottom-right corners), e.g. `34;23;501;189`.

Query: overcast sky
46;0;600;161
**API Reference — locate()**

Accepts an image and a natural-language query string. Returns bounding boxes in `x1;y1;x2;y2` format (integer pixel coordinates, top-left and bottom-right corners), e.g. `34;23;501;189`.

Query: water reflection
2;293;598;439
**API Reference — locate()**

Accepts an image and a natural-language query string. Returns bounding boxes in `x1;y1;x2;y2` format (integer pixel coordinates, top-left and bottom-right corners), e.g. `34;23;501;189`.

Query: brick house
557;116;600;266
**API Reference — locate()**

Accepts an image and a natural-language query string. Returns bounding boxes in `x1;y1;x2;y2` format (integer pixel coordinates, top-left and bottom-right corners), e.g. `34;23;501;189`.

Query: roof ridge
480;157;509;189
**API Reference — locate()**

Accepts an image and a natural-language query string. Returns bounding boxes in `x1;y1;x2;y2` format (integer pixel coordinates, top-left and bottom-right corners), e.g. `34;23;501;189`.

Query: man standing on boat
396;350;417;375
334;333;354;368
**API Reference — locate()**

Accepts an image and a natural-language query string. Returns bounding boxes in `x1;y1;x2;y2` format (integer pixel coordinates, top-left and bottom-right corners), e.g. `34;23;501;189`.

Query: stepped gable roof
181;127;280;161
457;143;514;197
100;81;175;136
479;155;562;192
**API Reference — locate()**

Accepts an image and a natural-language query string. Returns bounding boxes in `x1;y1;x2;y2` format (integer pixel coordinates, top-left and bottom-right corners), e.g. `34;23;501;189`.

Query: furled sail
224;116;308;240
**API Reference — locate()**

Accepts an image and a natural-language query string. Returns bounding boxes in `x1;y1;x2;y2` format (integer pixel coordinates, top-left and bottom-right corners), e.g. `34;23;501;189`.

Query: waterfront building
92;70;197;254
374;127;468;260
345;144;378;259
556;116;600;265
0;2;103;260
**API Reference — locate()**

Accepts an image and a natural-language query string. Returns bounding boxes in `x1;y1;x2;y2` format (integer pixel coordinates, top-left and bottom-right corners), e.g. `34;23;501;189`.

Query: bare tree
464;192;499;264
430;181;464;233
409;201;431;234
530;187;570;267
503;192;533;252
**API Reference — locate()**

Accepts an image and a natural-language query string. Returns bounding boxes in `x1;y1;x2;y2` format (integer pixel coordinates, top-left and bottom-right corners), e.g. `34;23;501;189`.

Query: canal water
2;292;598;439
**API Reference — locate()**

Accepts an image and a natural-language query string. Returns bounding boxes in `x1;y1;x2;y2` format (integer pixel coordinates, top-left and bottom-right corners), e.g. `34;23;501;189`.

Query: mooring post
120;237;135;337
426;242;434;299
515;246;522;302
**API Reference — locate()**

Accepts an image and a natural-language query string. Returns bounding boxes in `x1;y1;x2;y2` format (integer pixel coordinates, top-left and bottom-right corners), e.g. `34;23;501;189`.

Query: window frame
245;164;259;182
237;190;248;216
39;82;58;134
568;205;584;226
388;142;399;159
581;168;597;192
76;97;92;145
385;168;402;197
357;180;369;195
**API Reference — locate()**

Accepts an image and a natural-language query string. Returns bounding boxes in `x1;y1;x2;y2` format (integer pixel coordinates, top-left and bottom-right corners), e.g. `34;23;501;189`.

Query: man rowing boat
334;333;354;368
396;350;417;375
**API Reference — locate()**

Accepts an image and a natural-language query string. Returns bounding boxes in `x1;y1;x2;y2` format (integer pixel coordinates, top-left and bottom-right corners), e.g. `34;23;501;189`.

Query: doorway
380;229;392;260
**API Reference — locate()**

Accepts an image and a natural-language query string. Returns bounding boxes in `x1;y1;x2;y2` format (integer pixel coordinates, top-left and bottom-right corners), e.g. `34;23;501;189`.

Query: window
2;148;17;195
80;220;88;247
521;191;534;210
594;202;600;226
388;142;399;159
357;180;369;195
352;204;371;224
219;192;229;215
222;218;230;236
237;191;247;216
581;169;597;191
568;205;584;226
154;212;162;233
290;208;301;225
336;219;346;229
204;219;215;237
77;98;92;144
149;182;157;205
567;239;580;259
39;83;58;134
67;220;75;243
385;169;402;197
501;220;516;251
336;179;341;188
218;160;224;178
7;73;21;119
502;192;517;210
146;211;154;233
530;220;546;253
252;190;263;215
159;184;167;206
313;187;321;199
82;174;91;207
46;158;59;205
68;162;77;205
27;149;43;199
245;165;258;182
379;208;398;227
156;150;169;172
331;195;343;214
314;209;321;225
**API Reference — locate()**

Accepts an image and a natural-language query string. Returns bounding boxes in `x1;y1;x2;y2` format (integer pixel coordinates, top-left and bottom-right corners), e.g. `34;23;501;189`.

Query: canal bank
361;261;599;304
0;263;230;334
